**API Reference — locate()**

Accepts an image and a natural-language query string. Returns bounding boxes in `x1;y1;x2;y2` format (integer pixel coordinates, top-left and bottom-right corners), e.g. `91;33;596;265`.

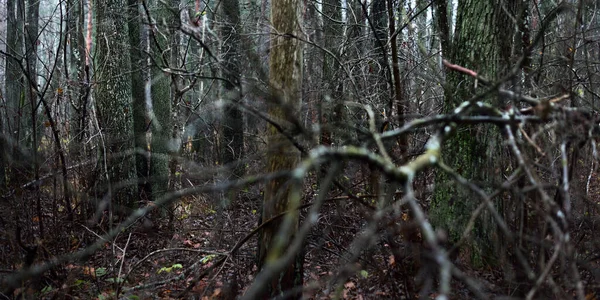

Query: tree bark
5;0;25;157
432;0;517;267
128;0;152;202
220;0;244;181
258;0;304;297
148;0;174;206
321;0;342;146
94;0;137;208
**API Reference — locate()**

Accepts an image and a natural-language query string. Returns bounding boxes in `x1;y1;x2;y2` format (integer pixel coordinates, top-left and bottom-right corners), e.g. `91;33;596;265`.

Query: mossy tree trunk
128;0;152;201
431;0;517;267
257;0;303;297
148;0;174;206
94;0;137;208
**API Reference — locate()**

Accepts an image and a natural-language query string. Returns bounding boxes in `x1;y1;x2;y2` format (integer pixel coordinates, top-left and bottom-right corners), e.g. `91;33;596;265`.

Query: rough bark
23;0;39;151
167;0;181;195
148;0;175;216
387;0;406;158
370;0;391;107
67;0;90;146
94;0;137;208
5;0;24;154
321;0;342;146
128;0;152;202
431;0;517;267
258;0;304;297
220;0;244;180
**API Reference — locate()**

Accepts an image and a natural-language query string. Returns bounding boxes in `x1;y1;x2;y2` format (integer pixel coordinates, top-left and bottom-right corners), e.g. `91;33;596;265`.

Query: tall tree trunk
257;0;303;297
23;0;39;152
5;0;24;159
151;0;175;218
321;0;342;145
67;0;93;218
367;0;390;196
387;0;406;158
220;0;244;182
432;0;517;267
94;0;137;208
128;0;151;202
167;0;180;209
371;0;391;107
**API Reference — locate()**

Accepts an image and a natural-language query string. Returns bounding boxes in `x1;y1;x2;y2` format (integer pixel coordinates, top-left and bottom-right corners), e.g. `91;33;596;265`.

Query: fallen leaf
212;288;221;297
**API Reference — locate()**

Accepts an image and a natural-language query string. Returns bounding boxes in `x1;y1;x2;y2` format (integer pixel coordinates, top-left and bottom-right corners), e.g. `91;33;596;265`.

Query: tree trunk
321;0;342;146
5;0;25;161
147;0;174;207
167;0;181;197
387;0;406;159
128;0;152;202
258;0;304;297
220;0;244;181
22;0;40;152
94;0;137;208
431;0;517;267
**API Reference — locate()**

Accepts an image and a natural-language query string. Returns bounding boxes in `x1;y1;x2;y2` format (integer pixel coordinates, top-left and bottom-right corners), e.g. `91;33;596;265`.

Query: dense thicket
1;1;600;299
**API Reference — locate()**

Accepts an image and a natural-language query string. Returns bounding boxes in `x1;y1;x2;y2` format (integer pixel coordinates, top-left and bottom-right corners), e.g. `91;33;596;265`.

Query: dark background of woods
1;0;600;299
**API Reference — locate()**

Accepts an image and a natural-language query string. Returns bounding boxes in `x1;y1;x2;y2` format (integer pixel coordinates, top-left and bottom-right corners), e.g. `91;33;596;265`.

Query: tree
24;0;40;151
256;0;304;297
5;0;24;160
321;0;342;146
220;0;245;184
4;0;600;298
387;0;406;158
370;0;390;110
94;0;137;208
128;0;151;202
432;0;518;267
148;0;174;207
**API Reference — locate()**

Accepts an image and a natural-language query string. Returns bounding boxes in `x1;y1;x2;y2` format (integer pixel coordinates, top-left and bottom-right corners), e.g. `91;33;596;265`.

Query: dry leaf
212;288;221;297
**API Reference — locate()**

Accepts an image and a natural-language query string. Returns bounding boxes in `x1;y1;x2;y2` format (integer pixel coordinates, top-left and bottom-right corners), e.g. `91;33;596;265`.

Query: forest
1;0;600;299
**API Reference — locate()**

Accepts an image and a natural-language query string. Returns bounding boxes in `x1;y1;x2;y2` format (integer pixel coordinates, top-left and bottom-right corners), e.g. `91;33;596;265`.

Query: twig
115;233;132;296
525;243;561;300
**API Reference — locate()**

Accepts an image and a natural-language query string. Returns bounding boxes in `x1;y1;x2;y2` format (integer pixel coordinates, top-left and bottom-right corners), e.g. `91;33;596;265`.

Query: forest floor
2;162;600;299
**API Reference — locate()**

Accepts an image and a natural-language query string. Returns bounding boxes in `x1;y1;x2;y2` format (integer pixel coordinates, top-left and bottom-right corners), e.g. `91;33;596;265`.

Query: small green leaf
74;279;88;287
105;277;125;283
95;267;108;277
359;270;369;278
158;263;183;274
41;285;53;294
200;254;217;264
